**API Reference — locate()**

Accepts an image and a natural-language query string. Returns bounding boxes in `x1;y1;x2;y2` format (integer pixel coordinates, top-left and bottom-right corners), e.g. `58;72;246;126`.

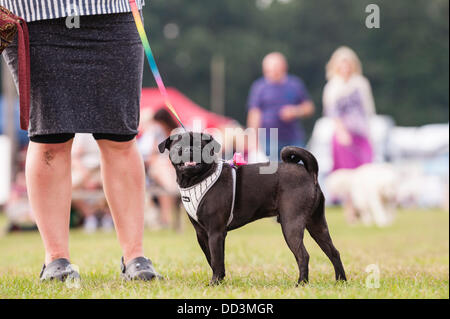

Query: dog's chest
179;161;224;222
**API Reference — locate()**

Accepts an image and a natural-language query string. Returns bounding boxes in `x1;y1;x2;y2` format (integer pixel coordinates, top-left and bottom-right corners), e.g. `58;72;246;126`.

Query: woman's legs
26;139;74;265
27;133;147;267
96;138;145;264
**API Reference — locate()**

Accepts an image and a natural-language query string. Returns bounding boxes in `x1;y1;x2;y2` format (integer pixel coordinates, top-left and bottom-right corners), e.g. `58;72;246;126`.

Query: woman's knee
28;139;74;166
97;138;136;153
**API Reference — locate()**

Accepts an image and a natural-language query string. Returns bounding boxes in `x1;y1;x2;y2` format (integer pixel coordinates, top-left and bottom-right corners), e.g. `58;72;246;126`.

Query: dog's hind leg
280;219;309;285
368;193;390;227
306;193;347;281
279;199;310;285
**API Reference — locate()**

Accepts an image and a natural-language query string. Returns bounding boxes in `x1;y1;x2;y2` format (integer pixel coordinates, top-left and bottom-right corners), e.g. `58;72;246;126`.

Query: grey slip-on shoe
40;258;80;282
121;256;163;281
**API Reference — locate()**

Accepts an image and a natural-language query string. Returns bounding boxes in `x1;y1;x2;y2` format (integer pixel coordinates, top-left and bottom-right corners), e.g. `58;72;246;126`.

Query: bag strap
15;18;30;131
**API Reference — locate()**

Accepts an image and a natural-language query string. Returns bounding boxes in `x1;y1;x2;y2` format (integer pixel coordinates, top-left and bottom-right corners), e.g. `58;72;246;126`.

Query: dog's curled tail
281;146;319;185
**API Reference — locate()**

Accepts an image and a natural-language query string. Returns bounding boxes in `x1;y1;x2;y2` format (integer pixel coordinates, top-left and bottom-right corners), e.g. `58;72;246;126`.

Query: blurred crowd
2;46;449;233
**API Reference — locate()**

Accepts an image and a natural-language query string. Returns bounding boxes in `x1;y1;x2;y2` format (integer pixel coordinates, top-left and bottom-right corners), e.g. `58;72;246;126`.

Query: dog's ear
158;137;172;153
211;138;221;153
159;133;183;153
202;133;221;153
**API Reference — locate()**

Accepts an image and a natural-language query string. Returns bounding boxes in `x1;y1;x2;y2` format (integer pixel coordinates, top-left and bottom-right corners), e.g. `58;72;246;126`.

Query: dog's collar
179;160;234;226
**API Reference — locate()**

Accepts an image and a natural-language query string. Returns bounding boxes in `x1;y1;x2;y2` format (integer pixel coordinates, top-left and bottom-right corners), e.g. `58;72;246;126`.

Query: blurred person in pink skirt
323;46;376;171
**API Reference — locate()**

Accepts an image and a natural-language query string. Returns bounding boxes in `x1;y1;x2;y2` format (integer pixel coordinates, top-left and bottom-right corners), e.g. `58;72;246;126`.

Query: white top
323;74;375;136
0;0;145;22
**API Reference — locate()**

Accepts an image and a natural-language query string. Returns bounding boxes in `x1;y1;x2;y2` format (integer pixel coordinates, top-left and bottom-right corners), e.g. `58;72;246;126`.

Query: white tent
386;123;449;160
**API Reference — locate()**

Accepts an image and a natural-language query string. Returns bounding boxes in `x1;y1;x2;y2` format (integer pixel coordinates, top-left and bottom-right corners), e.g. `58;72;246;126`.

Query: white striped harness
179;161;236;226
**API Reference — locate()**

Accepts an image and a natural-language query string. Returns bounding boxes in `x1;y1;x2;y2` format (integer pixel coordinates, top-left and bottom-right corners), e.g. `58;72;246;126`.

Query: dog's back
227;147;321;229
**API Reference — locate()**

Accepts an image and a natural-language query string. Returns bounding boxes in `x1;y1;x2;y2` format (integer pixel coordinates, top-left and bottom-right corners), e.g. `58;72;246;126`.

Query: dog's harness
179;160;235;226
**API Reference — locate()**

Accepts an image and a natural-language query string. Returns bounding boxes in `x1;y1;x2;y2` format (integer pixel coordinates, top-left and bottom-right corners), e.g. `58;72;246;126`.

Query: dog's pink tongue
184;161;197;166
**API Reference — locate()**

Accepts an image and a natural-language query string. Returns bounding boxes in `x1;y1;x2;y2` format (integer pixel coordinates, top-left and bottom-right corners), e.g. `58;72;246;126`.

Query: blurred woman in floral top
323;46;376;171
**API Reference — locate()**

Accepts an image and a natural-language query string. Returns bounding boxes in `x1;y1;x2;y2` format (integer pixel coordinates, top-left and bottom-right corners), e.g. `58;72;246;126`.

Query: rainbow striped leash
128;0;186;130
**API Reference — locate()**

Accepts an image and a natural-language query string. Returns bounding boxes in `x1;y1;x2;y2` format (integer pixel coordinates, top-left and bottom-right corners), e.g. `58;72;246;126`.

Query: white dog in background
326;163;398;227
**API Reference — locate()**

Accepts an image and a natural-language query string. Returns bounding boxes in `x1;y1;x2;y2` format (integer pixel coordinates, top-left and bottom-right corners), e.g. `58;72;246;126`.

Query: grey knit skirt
2;12;144;137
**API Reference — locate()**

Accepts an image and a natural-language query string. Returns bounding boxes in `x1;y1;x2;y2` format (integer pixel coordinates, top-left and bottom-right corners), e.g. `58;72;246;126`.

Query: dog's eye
178;148;182;156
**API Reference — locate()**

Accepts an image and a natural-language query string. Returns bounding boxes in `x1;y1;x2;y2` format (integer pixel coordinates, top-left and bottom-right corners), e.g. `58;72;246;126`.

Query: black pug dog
158;132;346;285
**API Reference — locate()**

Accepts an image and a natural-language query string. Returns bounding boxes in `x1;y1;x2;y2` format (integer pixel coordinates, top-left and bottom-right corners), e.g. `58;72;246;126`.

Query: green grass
0;208;448;299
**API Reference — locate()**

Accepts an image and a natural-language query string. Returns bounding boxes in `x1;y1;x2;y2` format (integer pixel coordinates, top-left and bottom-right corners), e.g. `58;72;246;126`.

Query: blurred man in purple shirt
247;52;315;158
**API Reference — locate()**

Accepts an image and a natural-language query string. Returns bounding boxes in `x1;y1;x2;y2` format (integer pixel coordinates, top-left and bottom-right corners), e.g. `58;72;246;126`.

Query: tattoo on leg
43;150;54;166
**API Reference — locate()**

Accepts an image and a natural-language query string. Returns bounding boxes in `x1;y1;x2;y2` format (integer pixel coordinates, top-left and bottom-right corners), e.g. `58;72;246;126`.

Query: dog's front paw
209;276;225;286
296;278;309;287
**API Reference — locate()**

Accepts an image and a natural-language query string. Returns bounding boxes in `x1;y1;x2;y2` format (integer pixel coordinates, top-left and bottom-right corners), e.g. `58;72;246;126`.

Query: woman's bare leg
25;140;74;265
96;139;145;264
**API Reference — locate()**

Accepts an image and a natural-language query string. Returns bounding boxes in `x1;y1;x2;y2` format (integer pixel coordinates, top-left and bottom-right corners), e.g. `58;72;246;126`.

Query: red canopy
140;87;234;129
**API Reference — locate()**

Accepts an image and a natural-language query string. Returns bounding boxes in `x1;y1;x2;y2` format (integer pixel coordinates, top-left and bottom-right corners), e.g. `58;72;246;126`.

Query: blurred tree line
143;0;448;135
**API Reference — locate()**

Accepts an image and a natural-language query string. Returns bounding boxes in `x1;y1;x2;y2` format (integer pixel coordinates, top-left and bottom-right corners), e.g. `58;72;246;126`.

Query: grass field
0;208;448;299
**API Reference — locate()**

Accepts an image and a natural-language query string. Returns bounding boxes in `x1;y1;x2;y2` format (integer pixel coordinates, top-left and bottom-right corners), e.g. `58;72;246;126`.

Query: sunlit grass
0;208;448;298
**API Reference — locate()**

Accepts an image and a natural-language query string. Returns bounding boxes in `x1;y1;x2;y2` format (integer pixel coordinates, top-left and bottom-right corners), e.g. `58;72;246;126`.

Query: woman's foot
121;256;163;281
40;258;80;282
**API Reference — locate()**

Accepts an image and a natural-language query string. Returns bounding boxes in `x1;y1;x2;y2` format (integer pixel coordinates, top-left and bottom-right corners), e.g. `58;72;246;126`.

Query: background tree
141;0;448;137
2;1;447;139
